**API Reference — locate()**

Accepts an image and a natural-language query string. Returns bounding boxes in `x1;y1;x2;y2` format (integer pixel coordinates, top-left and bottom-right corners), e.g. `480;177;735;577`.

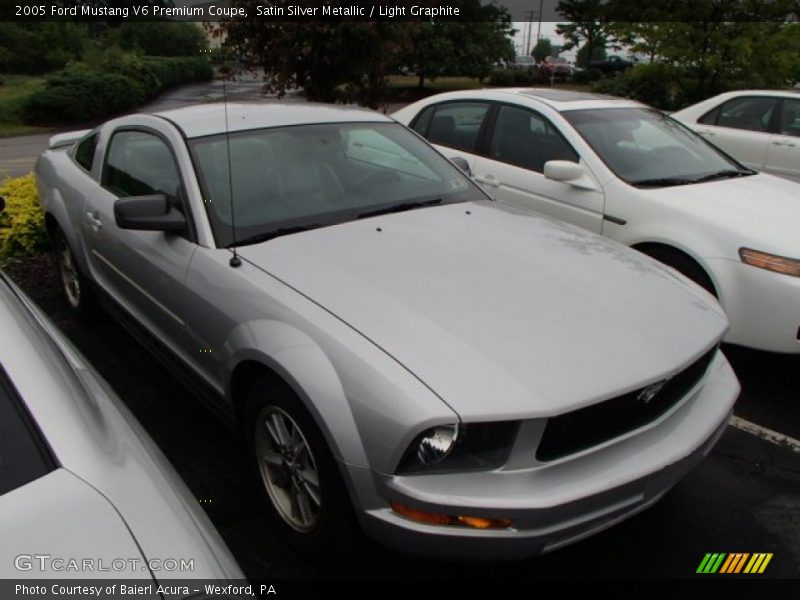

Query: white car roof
414;88;645;112
155;102;393;138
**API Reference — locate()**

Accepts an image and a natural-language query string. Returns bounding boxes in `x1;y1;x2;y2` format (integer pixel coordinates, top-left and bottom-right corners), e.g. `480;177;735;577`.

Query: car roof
155;102;393;139
415;88;643;112
708;89;800;102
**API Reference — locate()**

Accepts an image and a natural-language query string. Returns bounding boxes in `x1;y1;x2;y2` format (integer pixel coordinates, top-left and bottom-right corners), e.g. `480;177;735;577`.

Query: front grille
536;347;718;462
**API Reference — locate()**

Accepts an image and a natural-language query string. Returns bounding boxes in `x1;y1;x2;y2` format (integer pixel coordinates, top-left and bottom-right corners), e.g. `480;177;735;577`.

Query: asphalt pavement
10;261;800;580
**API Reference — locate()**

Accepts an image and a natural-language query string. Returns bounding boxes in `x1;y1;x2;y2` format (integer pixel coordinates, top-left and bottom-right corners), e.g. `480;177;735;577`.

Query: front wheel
244;374;359;557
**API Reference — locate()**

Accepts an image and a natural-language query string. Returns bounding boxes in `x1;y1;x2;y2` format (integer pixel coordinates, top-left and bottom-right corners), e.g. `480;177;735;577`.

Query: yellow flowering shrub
0;172;48;263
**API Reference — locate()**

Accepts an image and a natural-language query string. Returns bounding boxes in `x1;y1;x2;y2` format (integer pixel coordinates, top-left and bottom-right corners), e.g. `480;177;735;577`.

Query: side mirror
0;196;5;213
114;194;186;232
543;160;598;191
450;156;472;176
543;160;584;182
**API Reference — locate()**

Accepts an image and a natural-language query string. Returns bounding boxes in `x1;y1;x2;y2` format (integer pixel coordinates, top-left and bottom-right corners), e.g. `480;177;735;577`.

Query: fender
223;319;368;468
36;156;92;276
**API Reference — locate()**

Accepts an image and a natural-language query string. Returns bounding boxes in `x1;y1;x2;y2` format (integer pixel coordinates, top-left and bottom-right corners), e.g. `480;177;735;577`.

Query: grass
0;74;48;136
387;75;487;92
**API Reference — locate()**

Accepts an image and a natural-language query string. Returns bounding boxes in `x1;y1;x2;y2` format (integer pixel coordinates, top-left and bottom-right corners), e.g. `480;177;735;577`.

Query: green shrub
22;56;212;124
513;70;535;85
487;68;515;86
0;173;47;263
22;66;147;123
592;63;681;110
572;68;603;84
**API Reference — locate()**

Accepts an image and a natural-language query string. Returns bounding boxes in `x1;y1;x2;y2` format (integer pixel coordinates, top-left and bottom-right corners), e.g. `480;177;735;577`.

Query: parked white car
671;90;800;182
393;88;800;354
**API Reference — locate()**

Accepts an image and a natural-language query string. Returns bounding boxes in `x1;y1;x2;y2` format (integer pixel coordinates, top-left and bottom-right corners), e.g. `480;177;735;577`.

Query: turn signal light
390;501;512;529
740;248;800;277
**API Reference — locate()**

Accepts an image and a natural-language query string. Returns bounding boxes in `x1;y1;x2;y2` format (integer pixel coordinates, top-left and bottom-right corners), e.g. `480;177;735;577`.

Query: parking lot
11;260;800;579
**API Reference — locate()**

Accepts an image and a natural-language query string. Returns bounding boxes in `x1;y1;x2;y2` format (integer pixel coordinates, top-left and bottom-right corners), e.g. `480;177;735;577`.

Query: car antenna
224;51;242;268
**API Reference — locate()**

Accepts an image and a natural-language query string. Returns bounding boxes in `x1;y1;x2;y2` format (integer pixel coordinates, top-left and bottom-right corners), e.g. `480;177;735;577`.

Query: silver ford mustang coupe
35;103;740;559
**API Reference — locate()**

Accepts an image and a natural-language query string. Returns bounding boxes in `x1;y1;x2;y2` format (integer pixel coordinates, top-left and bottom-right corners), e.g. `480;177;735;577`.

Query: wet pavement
10;261;800;580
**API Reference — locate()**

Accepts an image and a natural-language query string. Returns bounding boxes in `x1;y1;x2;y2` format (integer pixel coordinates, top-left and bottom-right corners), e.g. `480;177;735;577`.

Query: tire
53;228;97;320
244;374;359;558
642;246;717;298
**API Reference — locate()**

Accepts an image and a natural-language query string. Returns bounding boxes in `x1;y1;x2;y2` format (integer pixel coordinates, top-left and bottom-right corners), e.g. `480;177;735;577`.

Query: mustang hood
239;202;727;420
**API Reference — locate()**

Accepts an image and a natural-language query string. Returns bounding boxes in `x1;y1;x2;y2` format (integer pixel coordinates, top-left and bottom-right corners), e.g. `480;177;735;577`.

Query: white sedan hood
240;202;727;420
639;173;800;254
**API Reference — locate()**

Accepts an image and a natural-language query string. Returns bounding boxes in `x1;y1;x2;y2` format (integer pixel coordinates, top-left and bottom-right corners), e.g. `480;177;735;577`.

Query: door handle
85;211;103;231
474;174;500;187
772;140;797;147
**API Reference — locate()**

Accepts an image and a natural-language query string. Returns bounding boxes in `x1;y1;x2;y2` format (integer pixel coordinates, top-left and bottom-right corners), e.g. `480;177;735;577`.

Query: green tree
532;38;552;63
402;2;514;90
212;11;409;106
0;23;87;74
605;0;800;103
214;0;513;103
105;22;208;57
576;43;606;66
555;0;610;68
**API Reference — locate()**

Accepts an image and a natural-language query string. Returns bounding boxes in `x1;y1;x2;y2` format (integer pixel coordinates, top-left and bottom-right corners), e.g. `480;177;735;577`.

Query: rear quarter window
73;133;98;172
0;365;55;496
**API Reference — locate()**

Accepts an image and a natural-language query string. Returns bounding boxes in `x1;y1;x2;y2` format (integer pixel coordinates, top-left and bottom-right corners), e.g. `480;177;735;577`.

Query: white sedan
672;90;800;182
393;88;800;354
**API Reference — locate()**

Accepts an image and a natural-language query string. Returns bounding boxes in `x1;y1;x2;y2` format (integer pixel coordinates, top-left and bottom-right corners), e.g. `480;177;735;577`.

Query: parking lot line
731;415;800;454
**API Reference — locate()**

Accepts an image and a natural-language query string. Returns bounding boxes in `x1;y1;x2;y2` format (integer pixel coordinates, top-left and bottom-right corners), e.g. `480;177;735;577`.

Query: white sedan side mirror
544;160;584;181
543;160;598;191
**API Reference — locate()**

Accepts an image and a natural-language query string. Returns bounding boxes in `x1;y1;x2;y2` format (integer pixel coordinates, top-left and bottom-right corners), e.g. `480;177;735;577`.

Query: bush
487;68;515;86
0;173;47;264
591;63;681;110
22;56;213;124
513;70;535;85
22;66;147;123
572;68;603;84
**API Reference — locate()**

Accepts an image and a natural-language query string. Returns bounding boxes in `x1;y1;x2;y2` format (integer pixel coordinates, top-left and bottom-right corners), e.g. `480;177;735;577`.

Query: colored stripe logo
697;553;773;574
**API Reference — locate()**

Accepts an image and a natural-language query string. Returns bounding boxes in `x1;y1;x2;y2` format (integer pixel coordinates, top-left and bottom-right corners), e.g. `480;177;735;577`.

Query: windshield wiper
229;224;323;247
692;169;753;183
631;177;697;188
357;198;443;219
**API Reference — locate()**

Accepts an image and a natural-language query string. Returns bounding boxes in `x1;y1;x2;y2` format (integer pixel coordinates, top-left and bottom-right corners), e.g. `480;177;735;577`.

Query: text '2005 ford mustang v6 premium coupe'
35;103;739;559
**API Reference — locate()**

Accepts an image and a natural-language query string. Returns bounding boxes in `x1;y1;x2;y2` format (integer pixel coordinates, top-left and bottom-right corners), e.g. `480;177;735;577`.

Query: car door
473;103;604;233
765;97;800;181
82;127;198;354
694;96;778;171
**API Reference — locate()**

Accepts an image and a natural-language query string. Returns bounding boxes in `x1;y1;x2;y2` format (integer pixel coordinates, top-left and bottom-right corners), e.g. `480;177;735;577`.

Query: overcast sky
512;22;575;60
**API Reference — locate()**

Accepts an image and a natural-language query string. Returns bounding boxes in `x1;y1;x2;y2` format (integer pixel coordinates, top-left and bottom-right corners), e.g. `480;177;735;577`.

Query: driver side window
103;131;181;201
489;105;578;172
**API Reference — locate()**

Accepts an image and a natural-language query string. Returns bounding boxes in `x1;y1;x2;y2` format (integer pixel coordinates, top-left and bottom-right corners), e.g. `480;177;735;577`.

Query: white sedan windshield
563;107;752;187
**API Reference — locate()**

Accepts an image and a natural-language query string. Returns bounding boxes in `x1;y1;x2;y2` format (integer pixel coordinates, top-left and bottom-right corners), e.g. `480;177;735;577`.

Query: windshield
189;122;482;247
563;107;752;187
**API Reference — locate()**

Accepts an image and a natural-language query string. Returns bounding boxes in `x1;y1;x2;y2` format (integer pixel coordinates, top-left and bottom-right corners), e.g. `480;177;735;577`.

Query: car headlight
740;248;800;277
397;421;518;474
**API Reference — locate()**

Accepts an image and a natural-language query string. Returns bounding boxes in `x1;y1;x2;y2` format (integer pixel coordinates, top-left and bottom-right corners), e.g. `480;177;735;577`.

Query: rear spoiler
48;129;92;150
